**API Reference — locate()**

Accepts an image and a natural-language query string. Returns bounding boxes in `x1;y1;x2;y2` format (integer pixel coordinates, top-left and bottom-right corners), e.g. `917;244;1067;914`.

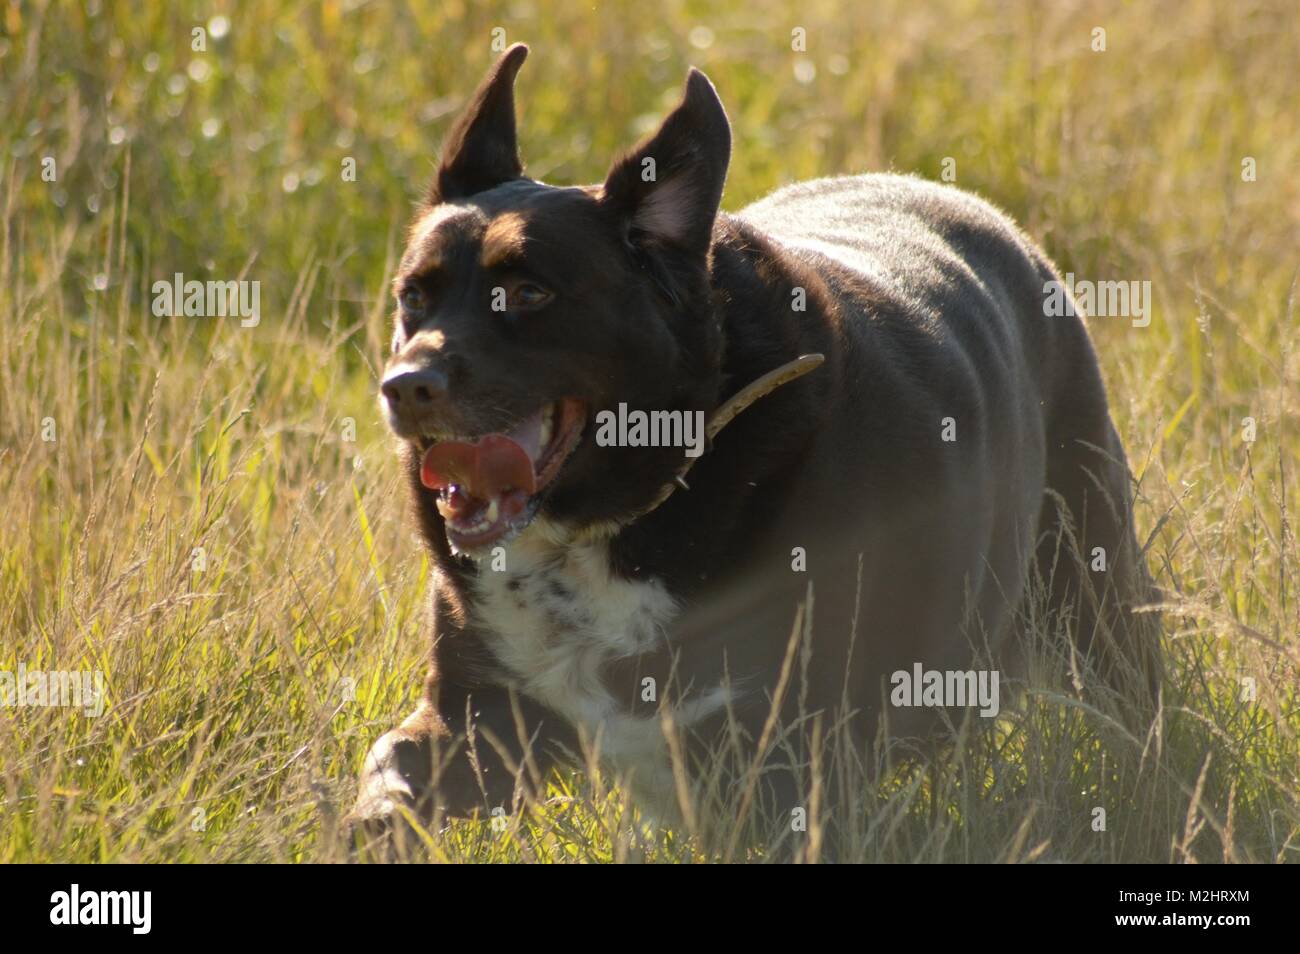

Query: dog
348;43;1158;842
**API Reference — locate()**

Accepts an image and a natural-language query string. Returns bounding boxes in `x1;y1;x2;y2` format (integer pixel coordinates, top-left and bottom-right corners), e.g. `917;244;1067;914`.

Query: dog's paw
344;730;434;861
342;806;427;863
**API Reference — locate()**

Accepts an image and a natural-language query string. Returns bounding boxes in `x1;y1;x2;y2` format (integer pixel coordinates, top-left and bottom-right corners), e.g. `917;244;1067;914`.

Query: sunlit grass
0;0;1296;862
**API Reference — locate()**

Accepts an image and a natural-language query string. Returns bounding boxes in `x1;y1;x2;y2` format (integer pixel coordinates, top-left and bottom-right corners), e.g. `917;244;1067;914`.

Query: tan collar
628;352;825;522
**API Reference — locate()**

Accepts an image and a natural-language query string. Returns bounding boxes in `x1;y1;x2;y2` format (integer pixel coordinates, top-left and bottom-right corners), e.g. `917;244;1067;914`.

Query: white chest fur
470;527;687;808
472;530;674;724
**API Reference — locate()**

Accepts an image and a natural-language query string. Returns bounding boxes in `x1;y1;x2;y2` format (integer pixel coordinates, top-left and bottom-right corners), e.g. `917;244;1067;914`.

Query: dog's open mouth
417;398;586;552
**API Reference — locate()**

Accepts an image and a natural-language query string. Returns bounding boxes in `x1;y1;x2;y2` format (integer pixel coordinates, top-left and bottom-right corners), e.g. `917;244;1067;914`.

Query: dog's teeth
486;499;500;523
543;403;560;448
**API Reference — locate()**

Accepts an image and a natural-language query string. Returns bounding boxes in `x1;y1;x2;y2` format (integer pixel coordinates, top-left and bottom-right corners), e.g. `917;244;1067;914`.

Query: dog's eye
508;282;553;310
398;285;426;313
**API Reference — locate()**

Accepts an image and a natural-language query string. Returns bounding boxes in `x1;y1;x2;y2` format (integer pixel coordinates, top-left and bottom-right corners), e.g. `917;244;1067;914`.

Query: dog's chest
470;533;676;732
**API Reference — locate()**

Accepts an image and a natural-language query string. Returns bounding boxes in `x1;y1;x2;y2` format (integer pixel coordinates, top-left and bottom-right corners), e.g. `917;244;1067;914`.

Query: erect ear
430;43;529;203
599;68;732;259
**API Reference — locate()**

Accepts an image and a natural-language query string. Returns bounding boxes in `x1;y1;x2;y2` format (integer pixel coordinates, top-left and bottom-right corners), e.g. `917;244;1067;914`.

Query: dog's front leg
346;679;572;856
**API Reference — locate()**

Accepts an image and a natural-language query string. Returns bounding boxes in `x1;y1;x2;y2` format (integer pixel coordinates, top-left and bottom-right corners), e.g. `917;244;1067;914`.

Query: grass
0;0;1296;862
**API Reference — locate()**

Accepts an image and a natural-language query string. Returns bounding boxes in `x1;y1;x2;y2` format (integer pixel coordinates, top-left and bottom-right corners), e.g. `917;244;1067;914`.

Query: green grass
0;0;1296;862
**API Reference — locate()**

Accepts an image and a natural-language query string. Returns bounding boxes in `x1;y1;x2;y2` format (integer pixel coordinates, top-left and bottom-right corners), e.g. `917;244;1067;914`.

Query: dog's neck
615;351;824;525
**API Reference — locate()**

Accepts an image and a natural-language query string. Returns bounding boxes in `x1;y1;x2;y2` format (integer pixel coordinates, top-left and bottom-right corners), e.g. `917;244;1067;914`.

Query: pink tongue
420;432;538;501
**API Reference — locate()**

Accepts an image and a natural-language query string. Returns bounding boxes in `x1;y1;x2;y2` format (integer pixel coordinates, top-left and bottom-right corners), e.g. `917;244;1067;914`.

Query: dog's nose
381;366;449;411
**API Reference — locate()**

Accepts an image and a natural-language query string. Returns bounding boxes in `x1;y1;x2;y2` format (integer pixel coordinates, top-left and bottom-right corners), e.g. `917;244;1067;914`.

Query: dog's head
381;45;731;555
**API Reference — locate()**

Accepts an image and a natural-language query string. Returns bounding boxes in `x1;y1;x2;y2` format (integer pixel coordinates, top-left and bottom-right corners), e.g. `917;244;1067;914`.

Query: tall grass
0;0;1295;862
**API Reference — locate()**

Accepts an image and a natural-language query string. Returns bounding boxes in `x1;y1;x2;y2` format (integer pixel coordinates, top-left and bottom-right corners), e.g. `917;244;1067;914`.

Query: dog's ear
431;43;529;203
600;68;731;260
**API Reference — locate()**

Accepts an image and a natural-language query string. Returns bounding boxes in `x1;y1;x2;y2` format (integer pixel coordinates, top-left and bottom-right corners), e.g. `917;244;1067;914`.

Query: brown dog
349;44;1158;842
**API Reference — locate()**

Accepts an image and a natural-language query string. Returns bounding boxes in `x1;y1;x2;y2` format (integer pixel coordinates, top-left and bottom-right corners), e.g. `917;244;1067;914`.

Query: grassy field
0;0;1296;862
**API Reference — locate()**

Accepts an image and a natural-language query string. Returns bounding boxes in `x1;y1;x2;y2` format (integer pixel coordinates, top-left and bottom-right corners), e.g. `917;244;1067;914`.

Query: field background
1;0;1296;862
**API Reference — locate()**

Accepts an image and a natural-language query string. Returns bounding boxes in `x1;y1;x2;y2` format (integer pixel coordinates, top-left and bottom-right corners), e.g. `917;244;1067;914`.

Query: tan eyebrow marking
395;250;442;284
480;212;530;269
